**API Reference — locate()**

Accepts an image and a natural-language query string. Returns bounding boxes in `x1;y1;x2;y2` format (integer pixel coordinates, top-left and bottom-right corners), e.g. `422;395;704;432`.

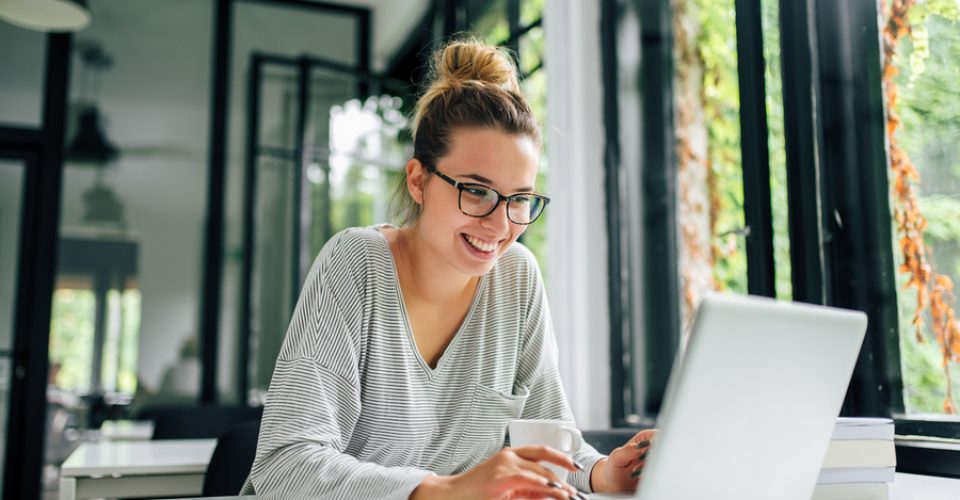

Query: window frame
603;0;960;475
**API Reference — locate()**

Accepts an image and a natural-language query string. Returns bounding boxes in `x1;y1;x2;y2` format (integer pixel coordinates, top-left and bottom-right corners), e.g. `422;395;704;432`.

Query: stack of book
812;417;896;500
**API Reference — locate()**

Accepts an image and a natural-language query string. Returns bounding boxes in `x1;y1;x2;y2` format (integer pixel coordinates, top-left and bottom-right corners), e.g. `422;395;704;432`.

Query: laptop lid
632;294;867;500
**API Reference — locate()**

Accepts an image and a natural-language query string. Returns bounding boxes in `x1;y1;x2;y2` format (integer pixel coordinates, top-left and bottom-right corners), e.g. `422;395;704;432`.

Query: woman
243;39;655;499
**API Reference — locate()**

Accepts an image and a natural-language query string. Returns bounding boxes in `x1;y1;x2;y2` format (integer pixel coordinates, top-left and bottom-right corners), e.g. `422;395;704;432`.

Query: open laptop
590;293;867;500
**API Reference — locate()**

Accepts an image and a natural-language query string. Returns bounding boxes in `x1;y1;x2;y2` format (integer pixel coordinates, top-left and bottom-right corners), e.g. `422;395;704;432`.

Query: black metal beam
244;0;367;16
637;0;679;417
814;0;902;418
506;0;520;64
357;7;371;99
292;57;310;304
778;0;828;305
600;0;630;427
199;0;233;404
734;0;775;298
3;32;70;500
0;127;44;149
239;54;263;405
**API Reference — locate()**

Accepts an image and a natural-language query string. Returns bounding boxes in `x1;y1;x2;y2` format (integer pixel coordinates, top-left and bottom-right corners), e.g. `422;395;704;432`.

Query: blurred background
1;0;958;498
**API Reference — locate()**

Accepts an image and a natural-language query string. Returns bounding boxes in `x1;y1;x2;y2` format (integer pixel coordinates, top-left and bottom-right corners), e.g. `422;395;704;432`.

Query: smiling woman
242;39;654;500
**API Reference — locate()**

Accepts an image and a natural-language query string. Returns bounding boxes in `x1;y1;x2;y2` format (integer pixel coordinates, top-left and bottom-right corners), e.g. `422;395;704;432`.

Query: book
821;440;896;469
812;482;889;500
817;466;896;484
831;417;895;441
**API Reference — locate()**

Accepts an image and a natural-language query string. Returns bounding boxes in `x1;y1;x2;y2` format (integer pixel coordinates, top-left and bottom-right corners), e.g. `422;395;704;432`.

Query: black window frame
602;0;960;478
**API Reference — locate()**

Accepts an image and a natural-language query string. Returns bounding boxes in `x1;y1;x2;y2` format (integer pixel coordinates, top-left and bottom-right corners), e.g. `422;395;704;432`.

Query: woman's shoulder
491;241;542;285
316;226;391;267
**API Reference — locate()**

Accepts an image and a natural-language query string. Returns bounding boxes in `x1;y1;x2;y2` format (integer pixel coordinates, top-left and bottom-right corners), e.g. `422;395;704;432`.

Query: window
468;0;549;270
607;0;960;451
882;2;960;417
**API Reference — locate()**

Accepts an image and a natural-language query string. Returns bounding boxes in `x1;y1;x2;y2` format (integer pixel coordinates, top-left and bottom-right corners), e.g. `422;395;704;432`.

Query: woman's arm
248;357;433;499
513;249;607;493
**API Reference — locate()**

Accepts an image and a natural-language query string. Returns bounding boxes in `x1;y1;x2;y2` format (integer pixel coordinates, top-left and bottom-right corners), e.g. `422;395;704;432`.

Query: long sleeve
247;357;432;499
243;230;432;499
514;250;606;493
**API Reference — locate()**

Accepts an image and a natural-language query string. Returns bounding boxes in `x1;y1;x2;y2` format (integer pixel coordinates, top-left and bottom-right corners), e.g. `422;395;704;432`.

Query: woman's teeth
465;235;497;252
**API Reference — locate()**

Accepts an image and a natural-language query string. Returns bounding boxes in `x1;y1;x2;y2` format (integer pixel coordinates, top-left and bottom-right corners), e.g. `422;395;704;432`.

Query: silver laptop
591;293;867;500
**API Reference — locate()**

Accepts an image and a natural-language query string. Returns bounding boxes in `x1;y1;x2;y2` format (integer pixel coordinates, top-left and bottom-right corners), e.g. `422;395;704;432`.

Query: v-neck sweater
242;226;603;498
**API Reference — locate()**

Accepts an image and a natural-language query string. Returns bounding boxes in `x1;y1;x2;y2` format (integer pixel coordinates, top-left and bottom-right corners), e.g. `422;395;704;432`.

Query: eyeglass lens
460;185;545;224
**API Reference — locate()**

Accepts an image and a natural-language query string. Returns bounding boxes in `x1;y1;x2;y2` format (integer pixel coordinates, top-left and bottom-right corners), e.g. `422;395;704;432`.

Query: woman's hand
410;446;587;500
589;429;658;493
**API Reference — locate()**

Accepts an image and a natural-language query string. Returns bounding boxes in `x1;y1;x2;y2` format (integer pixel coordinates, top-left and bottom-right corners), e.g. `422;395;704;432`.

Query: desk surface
584;472;958;499
60;439;216;477
99;420;155;441
890;472;960;499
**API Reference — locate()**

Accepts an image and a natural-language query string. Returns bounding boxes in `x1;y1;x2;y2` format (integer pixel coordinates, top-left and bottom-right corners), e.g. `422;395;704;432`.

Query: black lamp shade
68;106;119;164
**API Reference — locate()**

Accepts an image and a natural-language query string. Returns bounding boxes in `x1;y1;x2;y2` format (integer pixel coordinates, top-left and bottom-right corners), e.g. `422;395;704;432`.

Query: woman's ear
406;158;427;205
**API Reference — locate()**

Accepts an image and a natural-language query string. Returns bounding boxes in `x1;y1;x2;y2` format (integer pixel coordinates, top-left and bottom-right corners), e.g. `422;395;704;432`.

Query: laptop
590;293;867;500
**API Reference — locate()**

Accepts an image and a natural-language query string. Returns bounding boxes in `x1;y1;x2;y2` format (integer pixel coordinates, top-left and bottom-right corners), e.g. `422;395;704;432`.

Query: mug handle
555;426;583;454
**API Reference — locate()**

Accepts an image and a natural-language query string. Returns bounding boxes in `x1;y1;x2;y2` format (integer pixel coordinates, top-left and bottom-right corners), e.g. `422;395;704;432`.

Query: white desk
99;419;155;441
59;438;216;500
890;472;960;499
586;473;959;499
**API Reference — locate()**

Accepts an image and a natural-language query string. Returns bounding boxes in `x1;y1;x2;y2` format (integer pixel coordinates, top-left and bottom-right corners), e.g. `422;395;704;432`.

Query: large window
608;0;960;460
882;2;960;417
468;0;548;269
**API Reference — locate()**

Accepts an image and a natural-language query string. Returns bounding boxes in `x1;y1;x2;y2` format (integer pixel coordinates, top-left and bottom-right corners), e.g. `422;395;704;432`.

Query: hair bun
435;40;520;93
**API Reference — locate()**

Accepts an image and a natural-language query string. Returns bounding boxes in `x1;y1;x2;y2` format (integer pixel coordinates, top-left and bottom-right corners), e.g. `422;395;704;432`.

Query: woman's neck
393;225;478;303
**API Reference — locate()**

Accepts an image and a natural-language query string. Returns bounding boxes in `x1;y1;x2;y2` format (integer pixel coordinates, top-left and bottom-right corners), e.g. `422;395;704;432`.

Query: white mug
508;419;583;483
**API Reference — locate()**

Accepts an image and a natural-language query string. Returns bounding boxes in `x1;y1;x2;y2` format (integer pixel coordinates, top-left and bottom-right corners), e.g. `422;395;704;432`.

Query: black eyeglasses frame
423;163;551;225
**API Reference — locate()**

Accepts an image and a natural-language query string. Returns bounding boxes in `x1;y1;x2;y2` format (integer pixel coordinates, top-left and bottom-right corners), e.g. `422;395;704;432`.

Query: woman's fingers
512;460;580;498
490;470;584;500
510;445;581;472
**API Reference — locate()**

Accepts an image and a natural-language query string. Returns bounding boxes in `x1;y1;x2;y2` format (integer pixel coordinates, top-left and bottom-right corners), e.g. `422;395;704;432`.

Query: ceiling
312;0;431;71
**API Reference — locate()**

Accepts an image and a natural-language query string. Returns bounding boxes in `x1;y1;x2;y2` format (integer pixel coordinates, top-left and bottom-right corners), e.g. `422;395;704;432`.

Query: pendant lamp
0;0;90;32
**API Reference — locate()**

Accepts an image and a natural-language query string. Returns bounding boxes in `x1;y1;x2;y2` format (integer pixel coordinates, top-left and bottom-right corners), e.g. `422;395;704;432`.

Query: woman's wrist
589;457;609;493
410;473;452;500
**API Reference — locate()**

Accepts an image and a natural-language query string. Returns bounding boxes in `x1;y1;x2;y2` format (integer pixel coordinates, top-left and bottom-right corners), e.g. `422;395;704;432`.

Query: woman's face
410;127;540;277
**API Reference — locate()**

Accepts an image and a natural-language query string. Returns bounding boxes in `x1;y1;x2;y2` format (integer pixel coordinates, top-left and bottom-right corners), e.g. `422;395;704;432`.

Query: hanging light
68;105;119;164
0;0;90;32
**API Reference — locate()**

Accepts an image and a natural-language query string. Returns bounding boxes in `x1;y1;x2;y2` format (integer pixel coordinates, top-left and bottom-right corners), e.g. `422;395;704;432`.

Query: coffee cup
508;419;583;483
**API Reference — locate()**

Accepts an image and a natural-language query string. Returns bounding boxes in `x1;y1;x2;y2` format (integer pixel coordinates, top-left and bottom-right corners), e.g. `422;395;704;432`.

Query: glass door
0;157;27;494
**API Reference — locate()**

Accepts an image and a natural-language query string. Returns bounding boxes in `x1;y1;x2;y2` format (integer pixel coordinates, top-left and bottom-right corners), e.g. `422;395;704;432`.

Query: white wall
544;0;611;429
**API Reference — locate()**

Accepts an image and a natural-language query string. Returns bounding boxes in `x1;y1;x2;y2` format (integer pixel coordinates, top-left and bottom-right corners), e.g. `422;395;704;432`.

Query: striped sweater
242;226;603;498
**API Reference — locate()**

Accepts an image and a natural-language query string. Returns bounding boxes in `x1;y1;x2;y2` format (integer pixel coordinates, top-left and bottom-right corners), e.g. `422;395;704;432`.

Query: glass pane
518;25;544;76
468;0;509;44
673;0;748;327
0;159;25;496
251;155;297;393
760;0;791;300
520;0;544;27
45;5;214;487
0;160;24;352
224;1;362;404
0;22;46;127
882;4;960;416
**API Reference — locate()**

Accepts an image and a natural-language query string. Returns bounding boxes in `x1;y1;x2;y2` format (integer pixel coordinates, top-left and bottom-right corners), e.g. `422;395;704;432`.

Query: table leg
59;476;77;500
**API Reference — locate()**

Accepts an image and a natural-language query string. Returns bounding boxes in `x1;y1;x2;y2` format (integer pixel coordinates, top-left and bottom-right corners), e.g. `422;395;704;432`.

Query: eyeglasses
424;164;550;225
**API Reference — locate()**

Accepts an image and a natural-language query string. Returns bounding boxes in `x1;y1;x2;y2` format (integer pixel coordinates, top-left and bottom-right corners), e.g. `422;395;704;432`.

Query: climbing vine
882;0;960;414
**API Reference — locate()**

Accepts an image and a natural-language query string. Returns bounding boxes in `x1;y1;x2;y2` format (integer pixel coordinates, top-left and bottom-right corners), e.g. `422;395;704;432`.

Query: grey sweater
242;226;603;498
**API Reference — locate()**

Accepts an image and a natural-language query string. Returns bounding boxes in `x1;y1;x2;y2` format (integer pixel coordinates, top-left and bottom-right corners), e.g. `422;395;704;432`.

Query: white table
586;472;959;499
59;438;216;500
99;419;155;441
157;474;959;500
890;472;960;499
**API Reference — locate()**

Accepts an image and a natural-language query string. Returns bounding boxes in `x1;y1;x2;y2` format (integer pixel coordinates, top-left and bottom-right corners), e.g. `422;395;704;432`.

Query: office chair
139;404;263;440
202;419;261;496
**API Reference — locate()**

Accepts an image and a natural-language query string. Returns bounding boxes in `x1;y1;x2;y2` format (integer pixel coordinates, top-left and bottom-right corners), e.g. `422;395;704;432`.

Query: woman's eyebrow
462;173;535;192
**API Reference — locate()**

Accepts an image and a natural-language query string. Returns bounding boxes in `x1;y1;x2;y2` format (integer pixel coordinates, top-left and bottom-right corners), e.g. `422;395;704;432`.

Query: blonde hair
393;38;541;225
